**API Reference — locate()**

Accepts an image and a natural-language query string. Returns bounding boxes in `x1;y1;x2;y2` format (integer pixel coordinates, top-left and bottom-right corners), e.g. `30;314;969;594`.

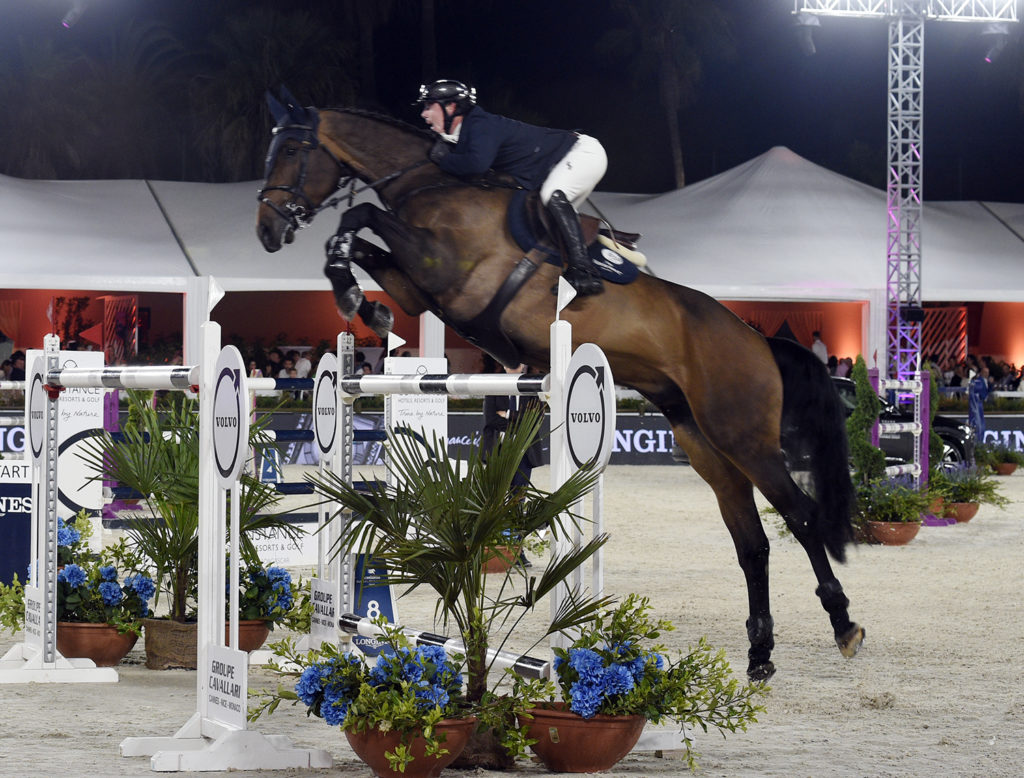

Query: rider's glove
428;139;451;164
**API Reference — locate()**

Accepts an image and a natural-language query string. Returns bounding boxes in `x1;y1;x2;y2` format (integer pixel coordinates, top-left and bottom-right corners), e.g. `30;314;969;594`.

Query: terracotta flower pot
993;462;1017;476
345;716;476;778
56;621;138;667
866;520;921;546
481;545;520;574
517;702;646;773
944;502;980;522
230;619;272;652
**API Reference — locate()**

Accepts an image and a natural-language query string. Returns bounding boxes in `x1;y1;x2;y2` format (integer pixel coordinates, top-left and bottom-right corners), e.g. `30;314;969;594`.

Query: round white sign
563;343;616;474
212;346;249;487
313;353;339;456
27;356;47;465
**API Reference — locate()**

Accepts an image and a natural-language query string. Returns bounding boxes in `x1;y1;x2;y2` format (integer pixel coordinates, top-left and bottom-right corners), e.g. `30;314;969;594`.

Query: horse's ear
265;90;290;126
278;85;302;112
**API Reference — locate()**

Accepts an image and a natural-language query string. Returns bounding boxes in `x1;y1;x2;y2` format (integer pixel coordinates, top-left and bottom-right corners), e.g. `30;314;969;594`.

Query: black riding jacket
437;106;576;190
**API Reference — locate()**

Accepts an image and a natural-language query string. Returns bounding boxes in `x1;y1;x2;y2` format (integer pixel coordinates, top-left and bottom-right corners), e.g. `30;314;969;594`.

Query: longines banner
3;411;1022;468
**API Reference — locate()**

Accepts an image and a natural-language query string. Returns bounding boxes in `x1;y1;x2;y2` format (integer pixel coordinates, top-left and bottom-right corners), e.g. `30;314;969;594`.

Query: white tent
3;147;1023;360
589;146;1024;360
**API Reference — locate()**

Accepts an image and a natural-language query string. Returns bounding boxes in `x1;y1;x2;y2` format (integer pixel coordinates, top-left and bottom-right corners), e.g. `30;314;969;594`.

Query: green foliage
308;405;611;706
846;356;886;486
975;441;1024;468
539;594;767;771
0;574;25;633
930;464;1009;507
78;390;302;622
925;362;944;477
234;566;295;629
854;476;929;525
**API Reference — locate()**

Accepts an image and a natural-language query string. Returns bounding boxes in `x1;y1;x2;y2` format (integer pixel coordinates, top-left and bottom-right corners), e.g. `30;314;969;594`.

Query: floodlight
981;22;1009;63
61;1;88;29
794;13;821;57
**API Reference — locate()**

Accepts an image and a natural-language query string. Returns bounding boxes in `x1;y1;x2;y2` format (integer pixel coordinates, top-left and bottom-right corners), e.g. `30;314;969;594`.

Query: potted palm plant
258;407;610;769
79;390;302;668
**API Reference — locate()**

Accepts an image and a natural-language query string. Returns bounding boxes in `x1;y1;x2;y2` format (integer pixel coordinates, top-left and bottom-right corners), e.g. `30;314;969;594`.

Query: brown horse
256;92;864;680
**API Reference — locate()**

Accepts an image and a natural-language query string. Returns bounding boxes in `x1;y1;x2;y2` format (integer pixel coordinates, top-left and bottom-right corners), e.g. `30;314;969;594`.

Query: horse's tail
767;337;854;563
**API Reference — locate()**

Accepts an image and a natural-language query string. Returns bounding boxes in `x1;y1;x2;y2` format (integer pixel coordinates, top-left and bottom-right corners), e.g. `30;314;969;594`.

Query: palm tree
72;19;190;179
601;0;734;189
190;6;357;181
0;38;91;179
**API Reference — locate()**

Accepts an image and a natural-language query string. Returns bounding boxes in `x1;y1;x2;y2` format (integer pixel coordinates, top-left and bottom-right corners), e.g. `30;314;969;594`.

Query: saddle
506;190;647;278
457;191;646;368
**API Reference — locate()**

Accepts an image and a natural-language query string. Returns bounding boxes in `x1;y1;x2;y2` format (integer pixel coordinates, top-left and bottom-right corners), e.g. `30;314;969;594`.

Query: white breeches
539;134;607;208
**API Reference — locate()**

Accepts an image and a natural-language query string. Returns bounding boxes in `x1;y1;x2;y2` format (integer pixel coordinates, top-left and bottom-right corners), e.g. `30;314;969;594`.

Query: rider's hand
428;139;451;164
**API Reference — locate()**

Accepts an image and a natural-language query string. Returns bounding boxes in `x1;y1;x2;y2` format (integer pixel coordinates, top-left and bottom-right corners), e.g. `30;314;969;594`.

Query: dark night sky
5;0;1024;200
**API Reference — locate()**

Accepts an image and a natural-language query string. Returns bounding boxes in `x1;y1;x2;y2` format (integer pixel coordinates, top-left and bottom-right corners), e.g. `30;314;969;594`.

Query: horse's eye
285;147;298;157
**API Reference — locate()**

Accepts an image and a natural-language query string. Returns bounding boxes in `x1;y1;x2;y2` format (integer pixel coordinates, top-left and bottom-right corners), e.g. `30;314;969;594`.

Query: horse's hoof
364;302;394;339
837;624;866;658
334;286;363;321
747;661;775;682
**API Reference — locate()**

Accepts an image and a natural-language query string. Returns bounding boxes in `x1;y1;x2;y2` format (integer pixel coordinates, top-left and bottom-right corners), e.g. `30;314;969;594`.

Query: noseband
257;120;350;234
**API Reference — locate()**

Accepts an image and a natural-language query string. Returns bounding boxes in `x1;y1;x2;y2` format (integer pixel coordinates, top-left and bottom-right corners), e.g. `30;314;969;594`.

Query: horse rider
416;79;608;297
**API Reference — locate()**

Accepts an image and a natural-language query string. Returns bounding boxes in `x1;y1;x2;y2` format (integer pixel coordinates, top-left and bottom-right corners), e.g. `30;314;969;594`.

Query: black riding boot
546;190;603;296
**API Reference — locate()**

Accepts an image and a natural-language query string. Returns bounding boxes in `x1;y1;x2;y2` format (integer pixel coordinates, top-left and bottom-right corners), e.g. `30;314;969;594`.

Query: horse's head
257;88;351;252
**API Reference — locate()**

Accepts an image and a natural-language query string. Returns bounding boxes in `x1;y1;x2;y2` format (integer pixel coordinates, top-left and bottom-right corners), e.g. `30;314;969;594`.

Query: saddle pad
589;242;640;284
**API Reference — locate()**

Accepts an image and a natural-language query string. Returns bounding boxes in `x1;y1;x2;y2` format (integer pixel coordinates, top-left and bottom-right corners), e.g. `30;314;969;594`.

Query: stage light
981;22;1009;64
61;1;88;29
794;12;821;57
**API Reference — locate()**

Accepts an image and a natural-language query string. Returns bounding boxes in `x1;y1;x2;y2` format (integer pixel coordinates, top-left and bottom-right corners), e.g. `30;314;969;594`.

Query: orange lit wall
971;302;1024;365
721;300;866;360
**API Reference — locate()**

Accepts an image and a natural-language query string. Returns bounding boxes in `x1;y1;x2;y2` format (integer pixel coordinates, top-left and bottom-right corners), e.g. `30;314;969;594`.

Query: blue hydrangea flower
58;563;87;587
125;574;156;602
56;518;80;548
568;648;604;683
99;581;124;606
320;685;350;726
414;682;450;710
568;681;602;718
602;663;635;695
418;645;447;667
295;663;327;706
98;565;118;582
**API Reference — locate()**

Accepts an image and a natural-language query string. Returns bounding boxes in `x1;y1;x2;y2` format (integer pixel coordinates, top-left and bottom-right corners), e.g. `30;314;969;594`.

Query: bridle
257;117;350;235
258;110;431;235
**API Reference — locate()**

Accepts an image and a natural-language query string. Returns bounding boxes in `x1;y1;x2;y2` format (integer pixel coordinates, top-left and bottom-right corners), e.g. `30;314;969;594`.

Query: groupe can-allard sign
563;343;616;475
212;346;249;489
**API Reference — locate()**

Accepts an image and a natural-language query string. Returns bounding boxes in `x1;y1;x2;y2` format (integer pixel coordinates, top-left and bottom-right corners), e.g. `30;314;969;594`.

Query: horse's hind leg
751;467;865;660
670;420;778;680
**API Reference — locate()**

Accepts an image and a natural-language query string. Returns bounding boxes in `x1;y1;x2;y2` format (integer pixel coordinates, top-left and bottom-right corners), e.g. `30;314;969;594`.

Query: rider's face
421;101;452;134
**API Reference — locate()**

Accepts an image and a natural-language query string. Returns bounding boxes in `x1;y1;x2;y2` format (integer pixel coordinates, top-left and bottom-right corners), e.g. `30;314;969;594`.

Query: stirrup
562;268;603;297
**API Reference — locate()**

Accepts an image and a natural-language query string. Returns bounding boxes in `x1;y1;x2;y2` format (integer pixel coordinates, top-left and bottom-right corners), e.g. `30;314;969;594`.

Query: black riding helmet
415;79;477;133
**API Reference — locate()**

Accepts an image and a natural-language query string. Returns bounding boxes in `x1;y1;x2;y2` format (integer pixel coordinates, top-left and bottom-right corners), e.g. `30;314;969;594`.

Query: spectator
8;351;25;380
811;331;828;364
293;350;312;379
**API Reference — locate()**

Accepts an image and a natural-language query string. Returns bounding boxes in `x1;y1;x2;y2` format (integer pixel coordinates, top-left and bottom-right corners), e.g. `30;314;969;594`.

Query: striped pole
46;365;198;391
339;373;549;399
338;613;550;680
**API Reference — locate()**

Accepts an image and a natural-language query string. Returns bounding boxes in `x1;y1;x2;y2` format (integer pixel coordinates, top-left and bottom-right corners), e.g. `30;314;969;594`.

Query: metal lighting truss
794;1;1018;377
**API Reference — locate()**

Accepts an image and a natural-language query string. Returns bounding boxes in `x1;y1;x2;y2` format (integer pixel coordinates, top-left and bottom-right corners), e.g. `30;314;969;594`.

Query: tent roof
3;147;1024;301
591;146;1024;303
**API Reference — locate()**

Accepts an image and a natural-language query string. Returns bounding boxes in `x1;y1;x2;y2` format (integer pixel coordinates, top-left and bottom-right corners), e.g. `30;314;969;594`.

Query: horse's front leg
325;205;397;338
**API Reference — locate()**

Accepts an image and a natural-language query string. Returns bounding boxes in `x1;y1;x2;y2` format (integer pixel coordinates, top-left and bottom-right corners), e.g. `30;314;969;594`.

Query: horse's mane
324;106;435;142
